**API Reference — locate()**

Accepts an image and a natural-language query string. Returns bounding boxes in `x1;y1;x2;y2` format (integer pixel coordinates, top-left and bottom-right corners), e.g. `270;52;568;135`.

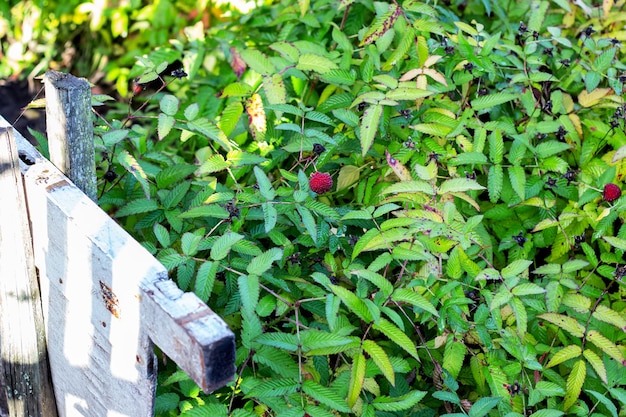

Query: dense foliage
4;0;626;416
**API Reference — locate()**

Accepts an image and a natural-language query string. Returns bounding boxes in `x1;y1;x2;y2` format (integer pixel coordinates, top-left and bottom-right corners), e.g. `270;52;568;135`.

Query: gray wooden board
0;117;235;416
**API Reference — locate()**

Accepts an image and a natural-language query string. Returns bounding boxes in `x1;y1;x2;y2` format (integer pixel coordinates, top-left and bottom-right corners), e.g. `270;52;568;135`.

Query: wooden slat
0;117;235;416
0;127;58;417
43;71;96;201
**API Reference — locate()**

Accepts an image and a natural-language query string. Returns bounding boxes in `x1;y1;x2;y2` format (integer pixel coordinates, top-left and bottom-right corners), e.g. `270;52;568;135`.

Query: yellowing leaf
583;349;608;384
337;165;360;191
564;360;586;411
578;88;612;107
546;345;582;368
363;340;395;386
347;353;366;407
386;150;412;181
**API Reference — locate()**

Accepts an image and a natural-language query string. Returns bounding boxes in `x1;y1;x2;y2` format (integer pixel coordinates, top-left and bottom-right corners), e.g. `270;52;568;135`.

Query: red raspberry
603;183;621;202
309;172;333;194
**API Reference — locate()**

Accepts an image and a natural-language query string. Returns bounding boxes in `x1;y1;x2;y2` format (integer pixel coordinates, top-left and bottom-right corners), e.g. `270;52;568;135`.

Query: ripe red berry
603;183;622;202
309;172;333;194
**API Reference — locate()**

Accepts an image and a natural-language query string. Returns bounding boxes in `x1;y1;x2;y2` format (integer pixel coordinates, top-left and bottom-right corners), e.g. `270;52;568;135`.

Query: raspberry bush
20;0;626;415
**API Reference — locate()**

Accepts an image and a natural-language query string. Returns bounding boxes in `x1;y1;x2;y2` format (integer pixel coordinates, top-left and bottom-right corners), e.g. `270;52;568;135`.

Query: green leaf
512;283;545;296
187;117;232;151
373;318;419;359
115;198;159;217
360;103;383;156
471;93;518;111
563;359;586;411
488;164;503;203
528;410;564;417
489;129;504;164
158;113;175;140
195;261;219;302
362;340;395;386
178;205;230;219
255;332;299;351
350;269;393;297
296;53;338;74
511;297;528;337
101;129;129;147
583;349;608;385
161;181;190;209
302;380;351;412
381;180;435;195
449;152;489;165
391;288;439;316
253;166;276;200
210;232;244;261
117;150;151;198
160;94;179;116
347;353;366;407
239;274;259;316
240;49;275;75
501;259;533;279
331;285;373;322
181;232;202;256
468;397;501;417
263;74;287;106
371;390;427;411
443;340;466;379
535;141;571;158
438;178;486;194
297;205;318;245
156;164;198;188
153;223;170;247
539;313;585;338
247;248;283;276
386;87;433;101
508;165;526;200
586;390;618;417
602;236;626;251
586;330;625;363
593;304;626;331
184;103;199;121
300;330;354;353
262;202;278;233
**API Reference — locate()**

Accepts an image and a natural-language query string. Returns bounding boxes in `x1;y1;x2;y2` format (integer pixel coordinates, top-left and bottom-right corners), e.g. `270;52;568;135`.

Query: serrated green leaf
501;259;533;279
254;166;276;200
539;313;585;337
115;198;159;217
302;380;351;412
297;53;338;74
363;340;395;386
194;261;219;302
255;332;299;351
247;247;283;276
373;318;418;359
391;288;438;316
563;359;586;411
117;150;151;198
262;202;277;233
158;113;175;140
101;129;129;147
240;49;275;75
443;340;466;379
593;304;626;331
156;164;197;188
438;177;485;194
471;93;517;111
386;87;433;101
187;117;232;151
297;205;318;245
160;94;179;116
178;205;230;219
371;390;427;411
210;232;244;261
489;129;504;164
347;353;366;407
488;164;503;203
587;330;625;363
350;269;393;297
360;104;382;157
181;232;202;256
153;223;170;247
535;141;571;158
512;283;545;296
511;296;528;337
508;165;526;200
381;180;435;195
239;274;260;316
184;103;199;121
449;152;489;165
583;349;608;385
331;284;373;322
468;397;501;417
602;235;626;251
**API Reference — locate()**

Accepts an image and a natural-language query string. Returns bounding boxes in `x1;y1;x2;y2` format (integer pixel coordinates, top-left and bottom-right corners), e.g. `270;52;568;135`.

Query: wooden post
44;71;96;201
0;127;58;417
0;116;235;416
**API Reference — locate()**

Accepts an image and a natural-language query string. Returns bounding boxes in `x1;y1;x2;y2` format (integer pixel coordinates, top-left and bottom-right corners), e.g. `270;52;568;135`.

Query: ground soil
0;78;47;144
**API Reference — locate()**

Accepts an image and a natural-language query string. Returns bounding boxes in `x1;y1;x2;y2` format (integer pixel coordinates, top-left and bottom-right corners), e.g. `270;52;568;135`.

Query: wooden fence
0;71;235;417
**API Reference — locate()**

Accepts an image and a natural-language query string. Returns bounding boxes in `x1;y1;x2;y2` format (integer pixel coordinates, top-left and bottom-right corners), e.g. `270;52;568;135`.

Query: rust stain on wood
45;179;70;192
175;308;213;326
99;280;121;319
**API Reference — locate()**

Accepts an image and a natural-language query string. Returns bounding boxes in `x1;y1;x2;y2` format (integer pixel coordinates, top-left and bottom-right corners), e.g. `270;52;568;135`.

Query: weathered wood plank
0;127;58;417
0;116;235;416
43;71;96;201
